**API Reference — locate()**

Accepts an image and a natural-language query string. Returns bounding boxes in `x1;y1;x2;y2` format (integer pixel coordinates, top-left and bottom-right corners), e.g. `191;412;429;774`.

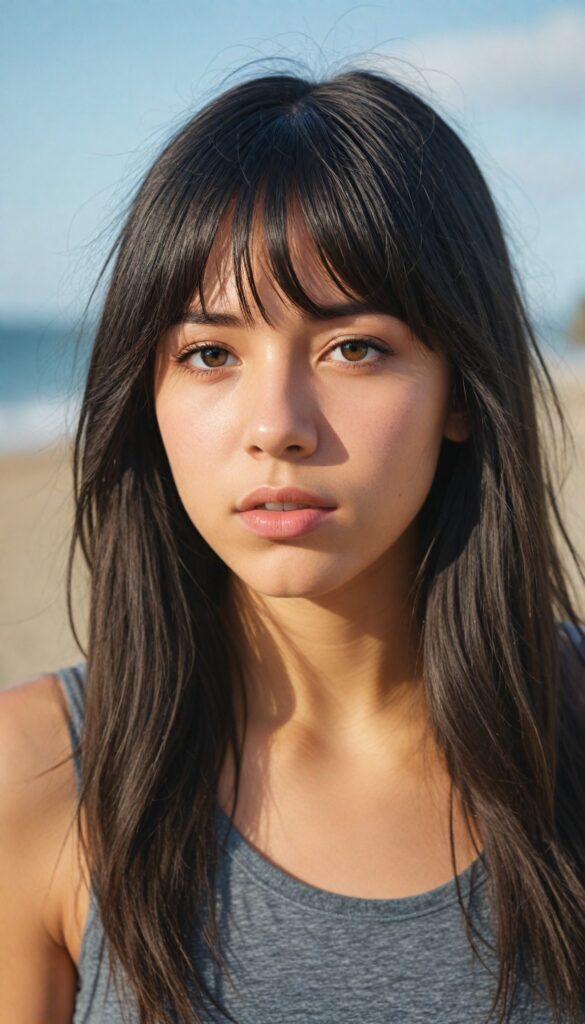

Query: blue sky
2;0;583;324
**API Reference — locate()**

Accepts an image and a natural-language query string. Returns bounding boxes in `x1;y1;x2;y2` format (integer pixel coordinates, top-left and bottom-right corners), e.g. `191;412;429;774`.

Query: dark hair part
66;65;585;1023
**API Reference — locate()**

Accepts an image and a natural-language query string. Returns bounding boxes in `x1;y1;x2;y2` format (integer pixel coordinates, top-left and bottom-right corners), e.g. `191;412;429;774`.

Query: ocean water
0;320;92;454
0;318;584;455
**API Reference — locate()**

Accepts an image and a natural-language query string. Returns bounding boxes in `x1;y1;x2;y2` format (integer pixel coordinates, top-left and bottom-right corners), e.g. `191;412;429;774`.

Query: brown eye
175;344;236;374
339;340;370;362
197;346;228;368
327;338;389;367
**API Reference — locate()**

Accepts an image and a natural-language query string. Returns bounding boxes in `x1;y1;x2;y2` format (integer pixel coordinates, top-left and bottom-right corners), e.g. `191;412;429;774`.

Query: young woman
1;66;584;1024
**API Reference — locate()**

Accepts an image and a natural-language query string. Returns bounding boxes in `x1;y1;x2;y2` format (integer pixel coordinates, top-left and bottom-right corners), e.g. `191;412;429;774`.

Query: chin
228;553;364;601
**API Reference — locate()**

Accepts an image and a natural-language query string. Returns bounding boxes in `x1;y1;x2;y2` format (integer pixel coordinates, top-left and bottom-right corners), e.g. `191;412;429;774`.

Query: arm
0;675;80;1023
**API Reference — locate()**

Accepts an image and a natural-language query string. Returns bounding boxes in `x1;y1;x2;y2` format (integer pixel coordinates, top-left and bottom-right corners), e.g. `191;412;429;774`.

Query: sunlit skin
154;214;473;855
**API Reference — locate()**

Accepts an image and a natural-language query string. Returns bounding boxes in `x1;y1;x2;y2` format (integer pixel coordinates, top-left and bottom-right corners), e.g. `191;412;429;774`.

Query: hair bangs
191;102;424;339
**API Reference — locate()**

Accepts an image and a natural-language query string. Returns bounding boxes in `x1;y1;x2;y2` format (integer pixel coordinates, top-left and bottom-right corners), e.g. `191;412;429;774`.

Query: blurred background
1;0;584;686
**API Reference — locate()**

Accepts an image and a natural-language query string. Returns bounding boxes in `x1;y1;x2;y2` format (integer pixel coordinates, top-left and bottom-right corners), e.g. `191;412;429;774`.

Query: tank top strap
561;619;585;653
56;662;87;792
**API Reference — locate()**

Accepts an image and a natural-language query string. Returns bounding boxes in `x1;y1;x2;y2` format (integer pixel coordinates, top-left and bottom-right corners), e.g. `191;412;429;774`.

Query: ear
443;407;471;443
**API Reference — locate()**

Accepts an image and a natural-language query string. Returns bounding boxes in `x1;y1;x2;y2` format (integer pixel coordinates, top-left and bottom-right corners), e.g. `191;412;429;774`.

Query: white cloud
365;8;584;314
383;6;585;115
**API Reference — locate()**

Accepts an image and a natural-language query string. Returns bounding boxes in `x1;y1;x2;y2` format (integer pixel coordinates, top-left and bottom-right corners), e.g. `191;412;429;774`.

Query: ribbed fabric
56;624;585;1023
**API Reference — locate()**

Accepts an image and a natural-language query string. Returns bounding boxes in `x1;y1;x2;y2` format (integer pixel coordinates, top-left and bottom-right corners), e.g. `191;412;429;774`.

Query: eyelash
172;338;391;379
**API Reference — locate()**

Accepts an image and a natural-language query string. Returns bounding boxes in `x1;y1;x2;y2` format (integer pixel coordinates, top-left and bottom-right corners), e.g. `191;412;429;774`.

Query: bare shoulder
0;673;83;1022
0;673;75;847
0;667;71;770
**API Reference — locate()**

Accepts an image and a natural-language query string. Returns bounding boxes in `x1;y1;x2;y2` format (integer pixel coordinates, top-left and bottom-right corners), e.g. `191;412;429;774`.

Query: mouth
236;504;336;539
237;488;336;513
253;502;323;511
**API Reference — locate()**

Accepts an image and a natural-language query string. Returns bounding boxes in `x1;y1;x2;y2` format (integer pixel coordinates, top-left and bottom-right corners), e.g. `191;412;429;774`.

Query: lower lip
236;507;335;539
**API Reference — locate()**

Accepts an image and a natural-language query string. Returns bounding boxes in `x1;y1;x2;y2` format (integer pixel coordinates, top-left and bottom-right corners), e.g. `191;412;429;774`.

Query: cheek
155;387;229;508
157;377;235;454
351;381;448;518
155;381;249;585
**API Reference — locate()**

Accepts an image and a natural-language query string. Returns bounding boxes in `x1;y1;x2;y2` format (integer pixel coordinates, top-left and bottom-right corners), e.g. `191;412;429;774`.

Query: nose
241;357;318;460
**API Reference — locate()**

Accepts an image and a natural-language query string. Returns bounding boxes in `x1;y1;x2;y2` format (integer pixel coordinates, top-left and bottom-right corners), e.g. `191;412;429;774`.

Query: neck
224;527;436;771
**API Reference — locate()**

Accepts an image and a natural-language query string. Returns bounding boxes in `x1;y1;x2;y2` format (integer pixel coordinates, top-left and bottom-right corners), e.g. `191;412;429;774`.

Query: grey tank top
58;661;565;1024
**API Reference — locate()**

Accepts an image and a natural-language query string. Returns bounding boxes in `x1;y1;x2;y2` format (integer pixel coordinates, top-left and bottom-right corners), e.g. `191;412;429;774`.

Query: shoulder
0;672;73;818
0;669;71;746
0;673;83;1018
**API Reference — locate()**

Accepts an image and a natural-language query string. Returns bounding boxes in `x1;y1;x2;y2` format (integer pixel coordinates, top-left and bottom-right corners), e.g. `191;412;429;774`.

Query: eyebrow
180;301;390;327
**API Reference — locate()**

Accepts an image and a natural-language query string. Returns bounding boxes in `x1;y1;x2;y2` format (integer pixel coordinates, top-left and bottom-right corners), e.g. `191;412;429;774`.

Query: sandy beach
1;368;584;689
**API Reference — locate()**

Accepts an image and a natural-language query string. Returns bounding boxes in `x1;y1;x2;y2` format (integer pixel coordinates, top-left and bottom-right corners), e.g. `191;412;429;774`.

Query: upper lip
236;487;336;512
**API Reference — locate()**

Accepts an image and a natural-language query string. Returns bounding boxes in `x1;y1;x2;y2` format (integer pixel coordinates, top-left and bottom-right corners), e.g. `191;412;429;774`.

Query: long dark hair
65;65;585;1024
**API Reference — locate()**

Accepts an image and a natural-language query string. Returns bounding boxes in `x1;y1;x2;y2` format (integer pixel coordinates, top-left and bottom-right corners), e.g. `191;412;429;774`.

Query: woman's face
154;222;469;601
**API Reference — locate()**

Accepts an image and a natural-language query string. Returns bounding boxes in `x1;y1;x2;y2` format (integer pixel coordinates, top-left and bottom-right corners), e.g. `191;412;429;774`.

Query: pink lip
236;507;335;539
237;486;335;513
